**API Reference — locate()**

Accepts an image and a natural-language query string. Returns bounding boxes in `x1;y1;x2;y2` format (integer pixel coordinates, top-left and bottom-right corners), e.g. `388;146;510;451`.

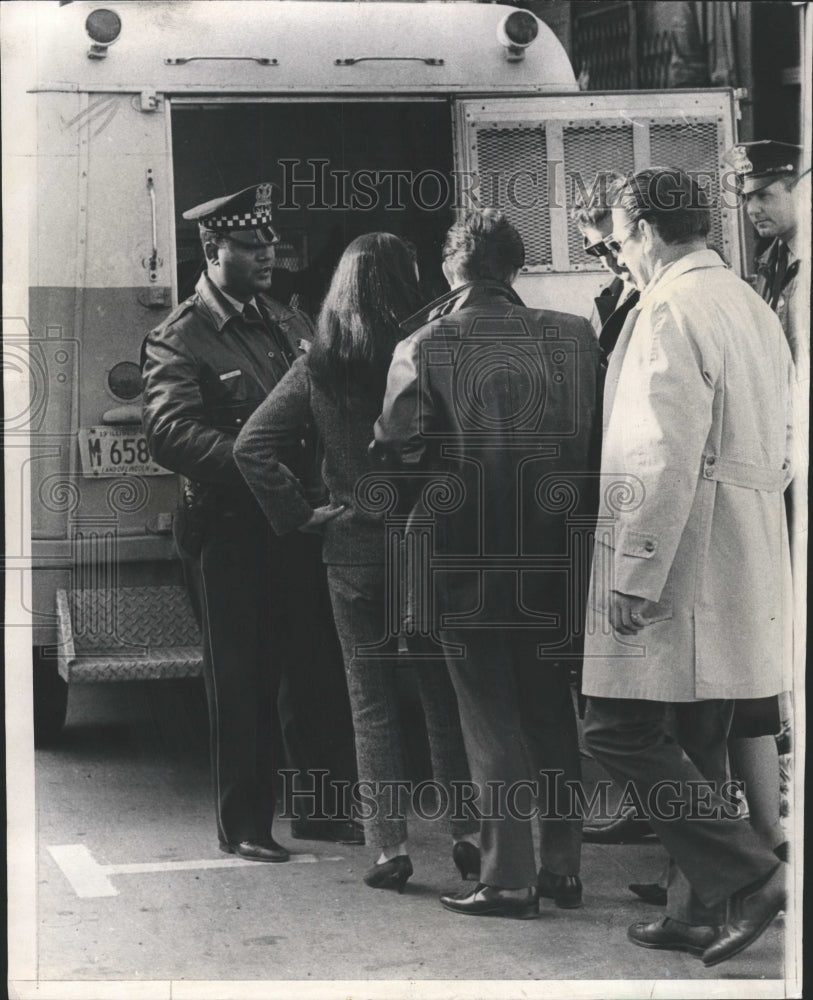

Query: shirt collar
620;278;638;302
195;273;258;332
400;279;524;335
220;288;258;314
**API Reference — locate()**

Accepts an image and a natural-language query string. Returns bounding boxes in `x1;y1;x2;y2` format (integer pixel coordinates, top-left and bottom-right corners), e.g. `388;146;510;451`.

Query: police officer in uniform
725;140;807;863
142;184;358;860
727;141;805;356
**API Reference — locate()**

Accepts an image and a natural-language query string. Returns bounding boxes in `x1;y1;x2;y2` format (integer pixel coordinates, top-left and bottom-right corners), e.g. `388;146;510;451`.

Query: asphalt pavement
26;677;791;997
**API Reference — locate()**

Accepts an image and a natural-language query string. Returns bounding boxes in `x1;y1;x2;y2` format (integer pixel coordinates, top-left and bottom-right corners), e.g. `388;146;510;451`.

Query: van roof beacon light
86;8;122;59
497;10;539;61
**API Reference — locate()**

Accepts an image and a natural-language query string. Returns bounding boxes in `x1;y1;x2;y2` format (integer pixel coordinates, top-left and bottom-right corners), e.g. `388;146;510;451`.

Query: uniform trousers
195;503;355;845
584;696;780;925
440;629;583;889
198;503;284;845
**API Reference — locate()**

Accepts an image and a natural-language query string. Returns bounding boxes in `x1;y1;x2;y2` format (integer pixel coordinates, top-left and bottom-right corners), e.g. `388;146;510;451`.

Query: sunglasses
582;236;610;258
603;223;638;256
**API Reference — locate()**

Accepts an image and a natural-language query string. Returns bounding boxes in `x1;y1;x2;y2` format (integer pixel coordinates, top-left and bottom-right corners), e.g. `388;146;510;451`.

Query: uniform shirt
216;286;297;390
142;272;312;489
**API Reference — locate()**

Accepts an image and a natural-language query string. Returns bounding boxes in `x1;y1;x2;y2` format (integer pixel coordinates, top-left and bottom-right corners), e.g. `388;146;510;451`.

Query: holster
172;479;210;560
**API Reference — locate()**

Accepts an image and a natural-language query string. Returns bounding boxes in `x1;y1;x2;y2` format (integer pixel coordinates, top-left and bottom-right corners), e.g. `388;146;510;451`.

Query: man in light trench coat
582;168;793;967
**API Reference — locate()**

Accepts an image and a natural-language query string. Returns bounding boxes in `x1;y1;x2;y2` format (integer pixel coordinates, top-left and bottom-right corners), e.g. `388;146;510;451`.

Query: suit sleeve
141;327;243;484
233;359;315;535
606;300;718;601
370;335;434;468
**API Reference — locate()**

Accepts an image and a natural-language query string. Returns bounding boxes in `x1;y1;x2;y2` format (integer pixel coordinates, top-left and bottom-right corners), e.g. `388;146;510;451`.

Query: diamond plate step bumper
56;586;203;683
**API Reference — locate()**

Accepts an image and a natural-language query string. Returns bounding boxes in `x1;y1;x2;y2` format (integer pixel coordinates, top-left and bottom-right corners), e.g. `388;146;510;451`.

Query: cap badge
255;183;274;213
729;146;753;175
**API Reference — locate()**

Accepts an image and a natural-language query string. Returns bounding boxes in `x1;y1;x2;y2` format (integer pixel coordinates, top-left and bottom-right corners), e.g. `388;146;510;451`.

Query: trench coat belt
701;454;790;492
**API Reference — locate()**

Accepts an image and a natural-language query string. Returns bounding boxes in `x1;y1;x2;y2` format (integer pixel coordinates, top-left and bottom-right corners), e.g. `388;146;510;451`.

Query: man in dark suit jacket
569;174;658;852
372;210;601;918
571;172;640;363
142;184;359;860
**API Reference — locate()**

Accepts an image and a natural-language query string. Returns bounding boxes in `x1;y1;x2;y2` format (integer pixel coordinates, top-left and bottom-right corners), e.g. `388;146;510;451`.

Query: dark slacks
441;629;583;889
276;534;358;825
327;563;476;850
185;503;356;845
198;505;285;845
584;696;780;923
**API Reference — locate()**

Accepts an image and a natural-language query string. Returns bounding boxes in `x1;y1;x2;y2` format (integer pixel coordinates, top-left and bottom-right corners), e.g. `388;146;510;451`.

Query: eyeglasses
582;236;610;258
603;223;638;256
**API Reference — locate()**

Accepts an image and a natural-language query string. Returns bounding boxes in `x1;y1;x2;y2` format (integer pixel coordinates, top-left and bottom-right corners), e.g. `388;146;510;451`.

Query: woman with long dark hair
235;233;478;892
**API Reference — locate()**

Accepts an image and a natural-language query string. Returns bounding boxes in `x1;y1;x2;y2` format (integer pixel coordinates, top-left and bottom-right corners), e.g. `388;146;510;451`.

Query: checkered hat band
206;212;274;229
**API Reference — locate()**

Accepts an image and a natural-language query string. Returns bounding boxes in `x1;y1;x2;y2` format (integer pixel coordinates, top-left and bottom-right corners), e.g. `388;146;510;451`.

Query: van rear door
453;90;742;315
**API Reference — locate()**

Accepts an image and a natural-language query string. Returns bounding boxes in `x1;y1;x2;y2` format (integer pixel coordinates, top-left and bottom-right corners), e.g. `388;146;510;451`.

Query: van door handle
165;56;278;66
335;56;444;66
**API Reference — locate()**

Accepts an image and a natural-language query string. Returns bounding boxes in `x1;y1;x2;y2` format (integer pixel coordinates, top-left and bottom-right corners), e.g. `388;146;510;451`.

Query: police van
12;0;745;740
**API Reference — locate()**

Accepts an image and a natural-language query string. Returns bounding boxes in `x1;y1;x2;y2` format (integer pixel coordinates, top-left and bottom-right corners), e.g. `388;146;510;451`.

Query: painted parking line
47;844;344;898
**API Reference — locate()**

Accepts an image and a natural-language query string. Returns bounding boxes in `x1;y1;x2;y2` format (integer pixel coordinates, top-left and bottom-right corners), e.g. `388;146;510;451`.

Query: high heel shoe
452;841;481;881
363;855;413;893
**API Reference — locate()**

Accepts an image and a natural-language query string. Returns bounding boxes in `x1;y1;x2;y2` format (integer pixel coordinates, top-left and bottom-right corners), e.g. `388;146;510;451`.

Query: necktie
770;243;790;310
782;258;800;288
243;302;264;326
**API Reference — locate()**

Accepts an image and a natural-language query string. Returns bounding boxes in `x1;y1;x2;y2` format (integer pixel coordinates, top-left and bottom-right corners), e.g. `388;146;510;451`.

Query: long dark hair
307;232;423;406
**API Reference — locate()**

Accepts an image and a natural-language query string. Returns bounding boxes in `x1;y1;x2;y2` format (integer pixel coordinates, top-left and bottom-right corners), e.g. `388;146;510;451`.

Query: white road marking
47;845;118;898
47;844;343;898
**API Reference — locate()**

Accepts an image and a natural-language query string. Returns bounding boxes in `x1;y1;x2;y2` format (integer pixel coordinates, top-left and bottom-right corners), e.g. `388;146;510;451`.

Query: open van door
453;90;743;315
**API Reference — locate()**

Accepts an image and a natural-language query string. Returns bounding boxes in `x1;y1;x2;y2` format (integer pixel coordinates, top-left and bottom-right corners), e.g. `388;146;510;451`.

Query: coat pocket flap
618;529;658;558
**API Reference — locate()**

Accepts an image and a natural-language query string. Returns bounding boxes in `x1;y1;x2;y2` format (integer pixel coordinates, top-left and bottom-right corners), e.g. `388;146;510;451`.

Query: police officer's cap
183;182;280;246
725;141;802;194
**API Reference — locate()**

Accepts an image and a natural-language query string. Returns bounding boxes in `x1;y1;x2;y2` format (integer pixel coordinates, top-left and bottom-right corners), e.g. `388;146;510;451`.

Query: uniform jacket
582;250;794;702
754;235;809;687
141;273;316;509
235;355;388;566
372;279;601;651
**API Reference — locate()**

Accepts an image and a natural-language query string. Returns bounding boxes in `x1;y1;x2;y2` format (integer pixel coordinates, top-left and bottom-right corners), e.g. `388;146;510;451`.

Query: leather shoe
219;839;290;863
290;819;365;845
582;813;655;844
628;882;667;906
537;867;583;908
701;864;786;967
628;917;717;956
440;883;539;919
330;819;365;845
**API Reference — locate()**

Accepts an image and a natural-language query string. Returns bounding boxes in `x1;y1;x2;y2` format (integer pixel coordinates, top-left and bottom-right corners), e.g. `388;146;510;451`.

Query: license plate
77;426;172;477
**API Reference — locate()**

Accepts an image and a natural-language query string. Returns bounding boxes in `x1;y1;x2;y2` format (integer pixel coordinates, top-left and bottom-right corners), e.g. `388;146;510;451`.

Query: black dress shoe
537;867;583;908
363;854;413;893
701;864;786;967
219;839;290;863
628;917;717;956
330;819;365;844
582;813;655;844
440;883;539;919
628;882;667;906
452;841;481;880
290;819;365;845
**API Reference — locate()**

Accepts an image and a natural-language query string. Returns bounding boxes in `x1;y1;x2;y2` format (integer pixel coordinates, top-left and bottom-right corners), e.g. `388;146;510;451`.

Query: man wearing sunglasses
572;172;640;364
582;168;792;966
142;184;360;861
570;175;659;854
